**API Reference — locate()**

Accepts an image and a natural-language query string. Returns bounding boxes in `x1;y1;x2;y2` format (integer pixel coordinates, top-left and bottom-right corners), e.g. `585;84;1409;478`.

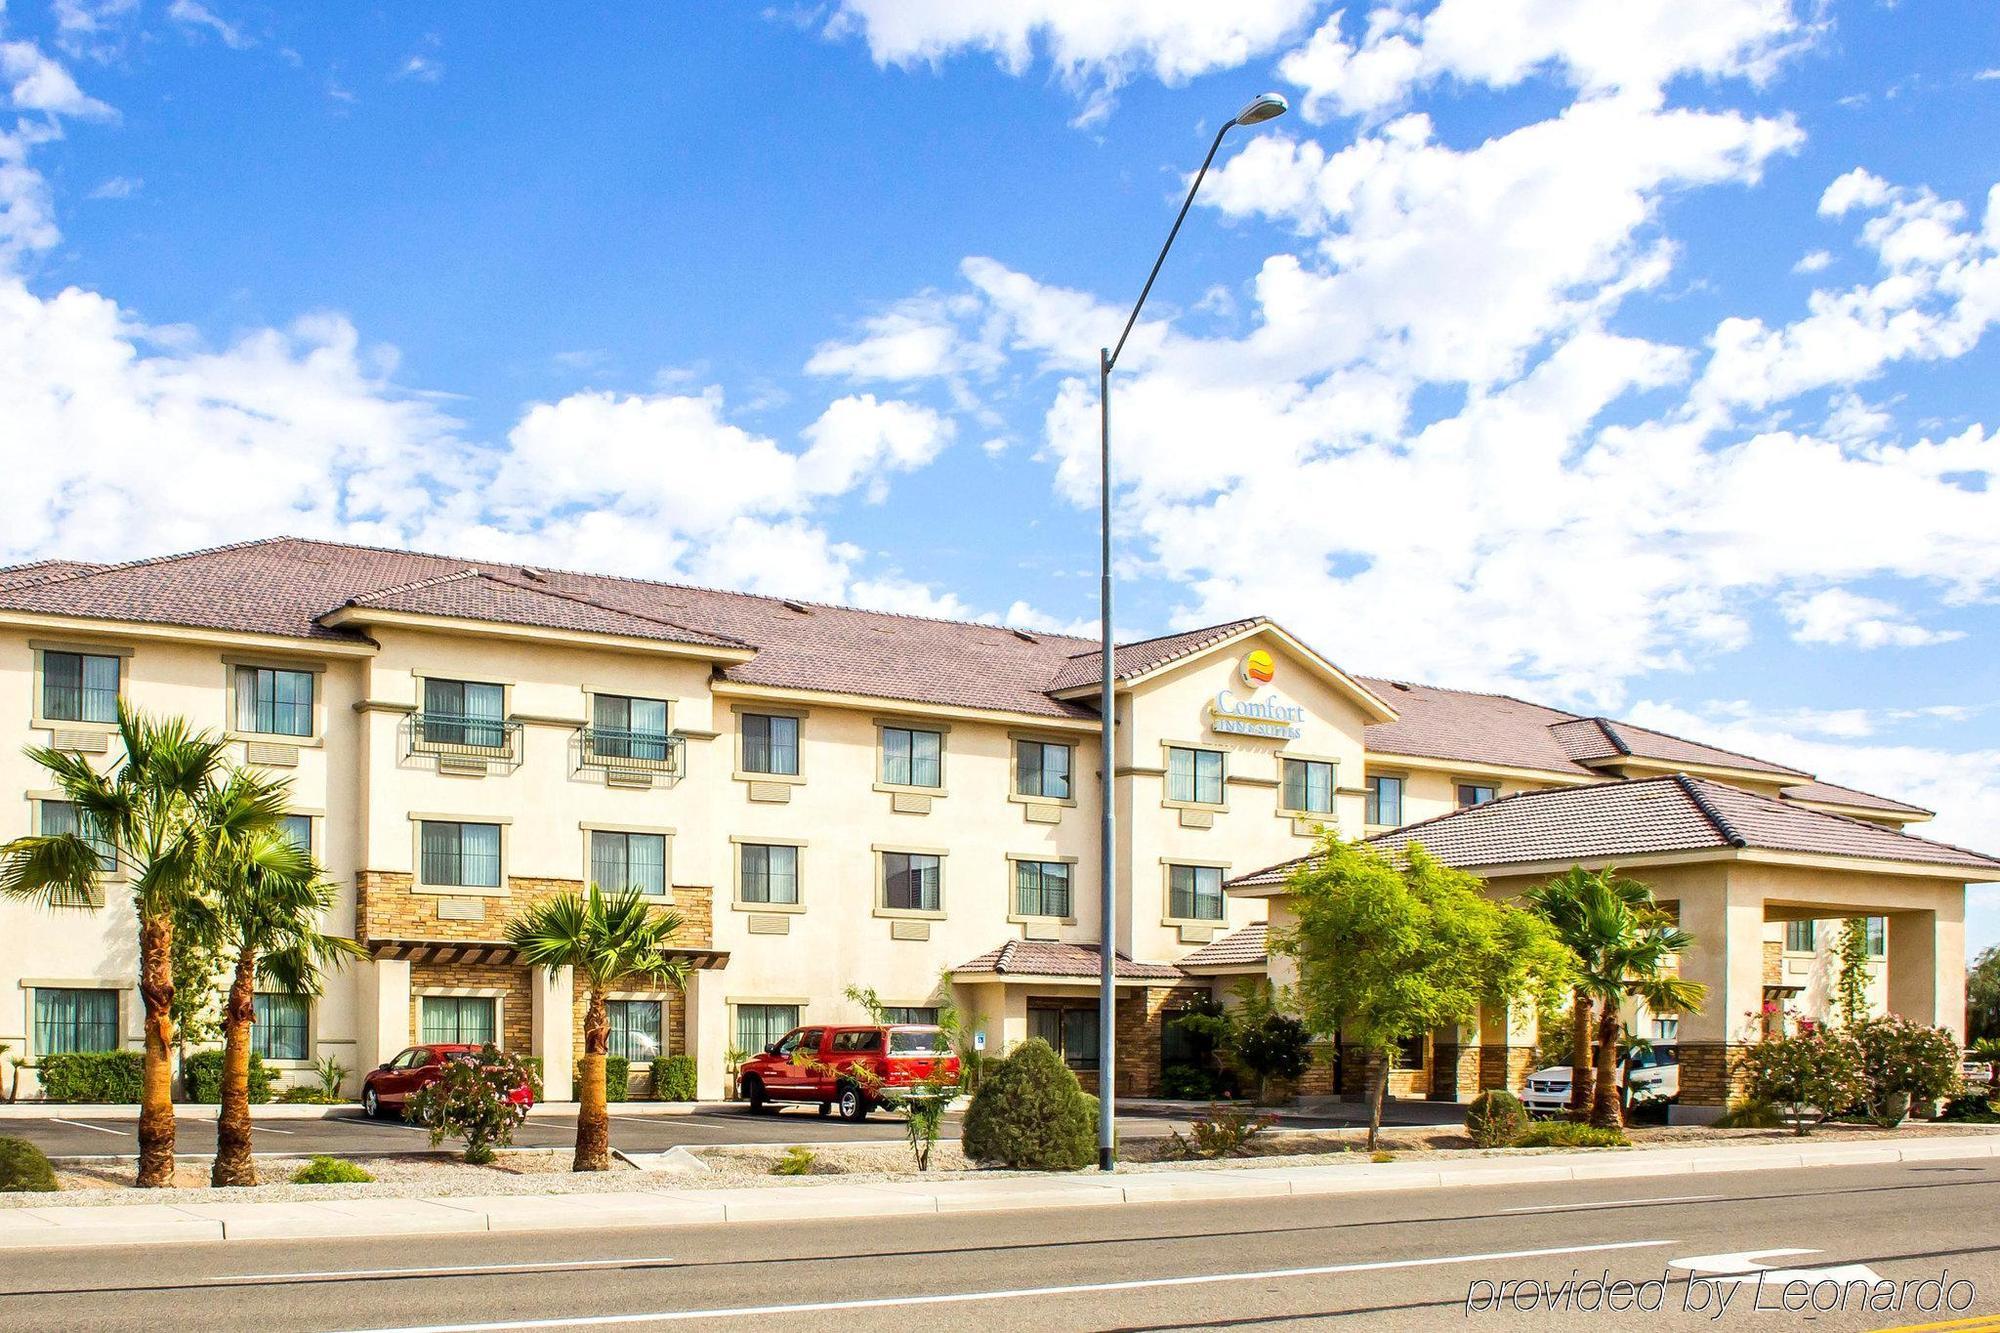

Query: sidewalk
3;1133;1992;1251
0;1101;716;1121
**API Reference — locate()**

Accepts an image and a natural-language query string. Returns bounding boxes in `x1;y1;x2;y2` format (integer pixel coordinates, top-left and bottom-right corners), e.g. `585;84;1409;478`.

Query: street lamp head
1231;92;1289;127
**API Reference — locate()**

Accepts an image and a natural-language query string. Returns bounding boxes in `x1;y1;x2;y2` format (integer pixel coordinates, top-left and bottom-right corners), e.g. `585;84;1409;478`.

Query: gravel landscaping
5;1120;1996;1209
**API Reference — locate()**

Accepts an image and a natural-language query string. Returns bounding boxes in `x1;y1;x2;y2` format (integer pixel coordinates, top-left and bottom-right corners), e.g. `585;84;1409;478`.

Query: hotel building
2;538;1993;1119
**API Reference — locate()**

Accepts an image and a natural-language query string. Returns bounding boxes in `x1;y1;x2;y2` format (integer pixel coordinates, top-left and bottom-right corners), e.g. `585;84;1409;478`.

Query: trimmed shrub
650;1055;697;1101
962;1038;1095;1170
603;1054;630;1104
1515;1121;1629;1149
1160;1063;1217;1101
1235;1014;1312;1102
0;1136;57;1192
1464;1090;1529;1148
1852;1016;1960;1124
37;1050;144;1103
1713;1098;1786;1129
290;1155;374;1184
182;1049;274;1104
1737;1027;1866;1136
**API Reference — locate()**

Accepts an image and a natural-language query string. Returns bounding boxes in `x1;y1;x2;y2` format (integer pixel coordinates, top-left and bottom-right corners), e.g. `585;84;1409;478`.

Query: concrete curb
0;1102;725;1122
2;1133;1994;1252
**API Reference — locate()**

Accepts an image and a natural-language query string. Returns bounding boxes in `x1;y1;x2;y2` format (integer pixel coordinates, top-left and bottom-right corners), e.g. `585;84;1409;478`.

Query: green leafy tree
0;708;236;1187
1835;918;1874;1026
1966;947;2000;1042
408;1045;536;1163
506;885;689;1171
205;796;365;1186
1276;837;1574;1149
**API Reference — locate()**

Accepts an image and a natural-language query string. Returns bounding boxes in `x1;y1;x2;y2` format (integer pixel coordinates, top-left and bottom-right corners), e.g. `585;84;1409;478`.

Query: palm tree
206;793;365;1186
0;709;232;1187
1585;912;1705;1127
506;885;689;1171
1523;867;1653;1118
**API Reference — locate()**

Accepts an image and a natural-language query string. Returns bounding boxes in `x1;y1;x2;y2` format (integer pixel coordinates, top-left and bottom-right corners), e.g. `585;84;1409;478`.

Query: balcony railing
401;711;524;772
572;726;685;784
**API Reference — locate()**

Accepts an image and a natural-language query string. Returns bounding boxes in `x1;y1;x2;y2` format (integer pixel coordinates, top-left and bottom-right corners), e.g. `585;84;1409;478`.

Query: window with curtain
1030;1003;1100;1070
1167;746;1224;804
1865;917;1887;957
40;799;116;872
607;998;664;1061
278;814;312;855
42;650;120;724
734;1004;800;1056
740;713;800;776
1014;740;1072;799
1365;775;1404;826
1281;758;1336;814
252;992;310;1061
1784;920;1817;953
880;727;942;788
420;995;497;1045
590;830;666;896
738;843;799;905
1014;860;1072;918
419;821;502;888
882;852;941;912
33;987;118;1055
1168;864;1225;921
1457;783;1498;808
422;678;506;748
235;666;314;736
593;693;670;761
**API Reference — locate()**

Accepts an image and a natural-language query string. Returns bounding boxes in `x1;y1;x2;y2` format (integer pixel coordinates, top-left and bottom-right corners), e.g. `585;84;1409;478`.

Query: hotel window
1652;1016;1680;1043
882;851;942;913
1457;783;1497;808
1865;917;1887;957
1015;740;1072;800
1166;746;1224;805
607;999;664;1062
1168;864;1225;922
41;799;116;873
33;987;118;1056
1365;775;1404;827
882;1006;938;1025
423;678;506;749
1281;759;1336;815
735;1003;800;1056
278;814;312;855
234;666;314;737
591;830;667;897
251;992;310;1062
1015;860;1072;919
1029;1003;1099;1071
738;843;799;905
42;650;120;724
593;693;671;761
880;727;942;789
419;820;502;889
740;713;800;776
1784;920;1817;953
420;995;497;1046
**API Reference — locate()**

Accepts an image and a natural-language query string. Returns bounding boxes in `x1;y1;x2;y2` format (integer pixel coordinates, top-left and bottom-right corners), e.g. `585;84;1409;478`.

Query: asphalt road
2;1103;1425;1159
3;1158;1996;1330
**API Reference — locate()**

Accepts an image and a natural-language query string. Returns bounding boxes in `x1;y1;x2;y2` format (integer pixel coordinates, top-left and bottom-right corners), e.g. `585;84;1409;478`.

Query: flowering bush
1735;1028;1866;1136
406;1045;535;1164
1850;1016;1961;1124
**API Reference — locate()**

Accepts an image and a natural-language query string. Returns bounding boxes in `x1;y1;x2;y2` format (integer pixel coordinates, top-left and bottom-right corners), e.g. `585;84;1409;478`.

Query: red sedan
361;1043;535;1118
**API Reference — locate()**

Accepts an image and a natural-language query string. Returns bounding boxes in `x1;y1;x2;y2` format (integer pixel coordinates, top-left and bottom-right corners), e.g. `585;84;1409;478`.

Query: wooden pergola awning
364;938;731;970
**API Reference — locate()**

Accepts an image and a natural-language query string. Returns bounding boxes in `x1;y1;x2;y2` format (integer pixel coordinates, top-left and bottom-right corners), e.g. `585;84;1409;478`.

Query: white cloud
3;39;116;118
795;394;953;498
1782;588;1963;650
396;54;443;84
1793;248;1832;273
86;174;139;200
166;0;253;50
805;292;999;382
1280;0;1810;122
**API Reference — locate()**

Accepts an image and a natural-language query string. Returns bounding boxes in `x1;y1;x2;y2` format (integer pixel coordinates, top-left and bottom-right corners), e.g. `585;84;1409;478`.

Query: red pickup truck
737;1024;959;1121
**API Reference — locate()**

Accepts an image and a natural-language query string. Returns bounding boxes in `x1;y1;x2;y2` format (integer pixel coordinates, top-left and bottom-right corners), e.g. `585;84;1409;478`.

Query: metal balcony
401;711;524;773
572;726;685;786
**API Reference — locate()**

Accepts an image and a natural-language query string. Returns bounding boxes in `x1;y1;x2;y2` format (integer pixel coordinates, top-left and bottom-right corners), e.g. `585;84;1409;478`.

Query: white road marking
333;1238;1677;1331
211;1257;679;1284
252;1126;296;1135
1503;1194;1722;1213
1668;1249;1884;1287
48;1118;130;1136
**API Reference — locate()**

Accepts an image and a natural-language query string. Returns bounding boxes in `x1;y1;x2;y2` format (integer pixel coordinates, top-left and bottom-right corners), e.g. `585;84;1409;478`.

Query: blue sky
4;1;2000;942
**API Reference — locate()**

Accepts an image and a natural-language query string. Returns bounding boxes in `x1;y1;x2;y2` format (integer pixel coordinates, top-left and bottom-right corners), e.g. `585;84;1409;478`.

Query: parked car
737;1024;959;1121
1520;1046;1679;1115
361;1043;536;1118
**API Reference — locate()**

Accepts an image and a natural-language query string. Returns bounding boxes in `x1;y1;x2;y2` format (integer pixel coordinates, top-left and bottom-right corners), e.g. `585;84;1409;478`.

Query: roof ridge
0;535;294;594
472;569;756;649
1693;775;2000;866
1060;616;1263;664
1590;717;1634;756
1673;774;1749;848
1599;716;1809;777
342;566;486;604
1356;673;1587;721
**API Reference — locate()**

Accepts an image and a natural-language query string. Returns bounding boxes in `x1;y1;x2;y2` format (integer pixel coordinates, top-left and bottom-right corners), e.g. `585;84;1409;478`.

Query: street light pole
1097;93;1288;1172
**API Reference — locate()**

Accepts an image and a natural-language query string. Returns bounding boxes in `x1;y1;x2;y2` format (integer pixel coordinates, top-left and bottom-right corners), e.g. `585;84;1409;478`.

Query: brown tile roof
1176;923;1269;970
1781;779;1934;818
953;939;1184;981
0;560;107;590
1045;618;1263;694
1228;775;1999;885
337;568;749;650
1550;716;1807;778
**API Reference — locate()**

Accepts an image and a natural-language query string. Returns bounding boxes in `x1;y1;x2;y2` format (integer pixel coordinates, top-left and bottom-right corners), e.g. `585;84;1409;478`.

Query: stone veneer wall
1478;1043;1538;1096
410;960;534;1053
1431;1042;1482;1102
1675;1042;1747;1109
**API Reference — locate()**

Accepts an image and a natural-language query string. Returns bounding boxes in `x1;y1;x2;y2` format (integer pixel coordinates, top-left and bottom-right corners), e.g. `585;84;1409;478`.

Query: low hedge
0;1136;57;1192
1515;1121;1629;1149
604;1054;630;1103
290;1155;374;1185
650;1055;697;1101
181;1049;273;1104
37;1050;144;1103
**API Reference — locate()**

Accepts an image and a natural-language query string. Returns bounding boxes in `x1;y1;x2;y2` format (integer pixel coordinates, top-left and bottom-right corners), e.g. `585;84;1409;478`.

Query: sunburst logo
1241;649;1275;686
